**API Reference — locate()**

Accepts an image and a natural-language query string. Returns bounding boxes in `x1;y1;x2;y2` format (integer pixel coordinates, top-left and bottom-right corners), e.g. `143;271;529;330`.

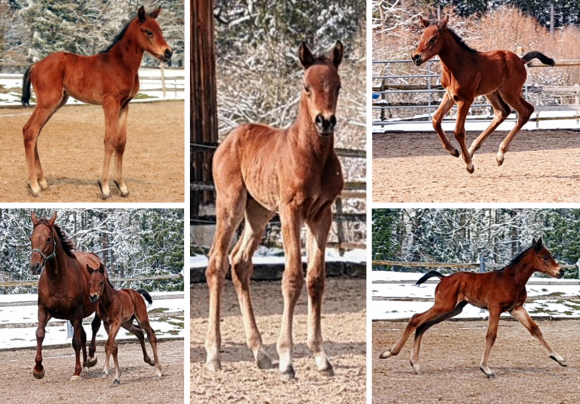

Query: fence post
160;63;167;98
67;320;73;339
335;198;345;257
427;61;432;119
480;254;486;314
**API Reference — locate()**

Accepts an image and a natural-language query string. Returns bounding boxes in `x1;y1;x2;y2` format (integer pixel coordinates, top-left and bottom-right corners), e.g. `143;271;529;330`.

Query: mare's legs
33;306;52;379
87;314;101;367
305;206;334;376
431;93;459;157
122;321;155;366
113;104;130;197
479;306;501;378
70;315;85;380
468;92;511;157
277;205;304;381
205;181;247;371
510;305;566;366
102;320;121;384
496;89;534;166
454;99;476;173
410;301;467;373
230;199;274;369
98;97;121;199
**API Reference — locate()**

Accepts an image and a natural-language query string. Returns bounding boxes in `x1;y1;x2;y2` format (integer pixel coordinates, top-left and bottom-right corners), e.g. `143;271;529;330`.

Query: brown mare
21;6;172;199
413;16;555;173
30;212;102;380
205;41;344;381
378;238;567;378
87;263;161;384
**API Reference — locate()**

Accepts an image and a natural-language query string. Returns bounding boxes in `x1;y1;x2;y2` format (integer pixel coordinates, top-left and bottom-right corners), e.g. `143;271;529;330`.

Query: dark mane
498;245;533;271
99;19;133;54
436;24;478;54
35;219;76;258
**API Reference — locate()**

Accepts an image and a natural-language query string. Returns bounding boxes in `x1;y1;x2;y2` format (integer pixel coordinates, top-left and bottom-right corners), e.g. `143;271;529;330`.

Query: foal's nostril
315;114;324;127
329;115;337;129
164;48;173;59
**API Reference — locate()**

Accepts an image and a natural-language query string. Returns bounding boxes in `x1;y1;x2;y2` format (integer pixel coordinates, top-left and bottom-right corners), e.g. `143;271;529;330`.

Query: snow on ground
372;271;580;320
0;292;184;349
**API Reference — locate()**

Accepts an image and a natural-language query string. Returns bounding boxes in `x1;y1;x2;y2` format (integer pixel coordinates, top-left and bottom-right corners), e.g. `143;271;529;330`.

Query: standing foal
205;41;344;381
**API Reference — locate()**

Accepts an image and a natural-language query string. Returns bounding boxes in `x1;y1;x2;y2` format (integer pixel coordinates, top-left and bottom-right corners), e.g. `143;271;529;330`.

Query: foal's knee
307;274;325;301
454;128;466;142
282;272;304;300
231;255;251;289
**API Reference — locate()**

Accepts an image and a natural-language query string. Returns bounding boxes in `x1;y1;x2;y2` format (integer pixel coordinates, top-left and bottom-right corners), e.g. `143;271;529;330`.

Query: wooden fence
0;273;183;289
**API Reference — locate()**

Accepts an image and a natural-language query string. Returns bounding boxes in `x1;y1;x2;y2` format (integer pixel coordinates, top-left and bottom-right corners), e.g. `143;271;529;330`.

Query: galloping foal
205;41;344;381
21;6;172;199
87;263;161;384
413;16;555;173
379;238;567;378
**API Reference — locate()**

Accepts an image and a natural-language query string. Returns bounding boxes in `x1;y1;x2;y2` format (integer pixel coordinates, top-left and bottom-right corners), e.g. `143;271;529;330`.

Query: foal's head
133;6;173;62
87;263;108;303
29;212;57;275
298;41;344;137
530;238;563;278
412;16;449;66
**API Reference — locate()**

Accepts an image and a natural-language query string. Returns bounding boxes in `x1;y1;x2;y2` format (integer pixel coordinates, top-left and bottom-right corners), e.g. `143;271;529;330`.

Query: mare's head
29;212;57;275
87;263;107;303
298;41;344;137
412;16;449;66
530;238;563;278
134;6;172;62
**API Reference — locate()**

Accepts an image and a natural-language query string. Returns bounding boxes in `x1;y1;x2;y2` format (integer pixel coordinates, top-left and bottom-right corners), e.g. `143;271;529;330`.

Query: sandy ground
0;339;184;404
0;102;184;202
372;130;580;202
373;320;580;404
191;279;367;404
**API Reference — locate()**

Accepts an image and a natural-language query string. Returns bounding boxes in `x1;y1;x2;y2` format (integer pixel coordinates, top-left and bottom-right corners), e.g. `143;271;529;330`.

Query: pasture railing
372;58;580;129
0;273;183;289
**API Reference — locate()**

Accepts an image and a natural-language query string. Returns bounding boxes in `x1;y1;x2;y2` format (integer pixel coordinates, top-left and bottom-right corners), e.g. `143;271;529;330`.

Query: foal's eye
47;237;51;242
304;86;311;95
145;30;153;37
429;36;438;44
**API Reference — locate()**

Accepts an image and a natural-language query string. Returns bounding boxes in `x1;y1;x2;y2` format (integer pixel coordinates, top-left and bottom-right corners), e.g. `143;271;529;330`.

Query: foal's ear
149;7;162;19
48;212;57;226
419;16;430;28
329;41;344;69
138;6;147;23
99;263;106;274
298;42;315;69
86;264;94;274
534;237;544;251
31;212;39;226
437;15;449;29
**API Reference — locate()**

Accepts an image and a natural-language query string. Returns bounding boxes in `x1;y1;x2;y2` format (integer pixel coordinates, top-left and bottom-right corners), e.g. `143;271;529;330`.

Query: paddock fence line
0;273;183;289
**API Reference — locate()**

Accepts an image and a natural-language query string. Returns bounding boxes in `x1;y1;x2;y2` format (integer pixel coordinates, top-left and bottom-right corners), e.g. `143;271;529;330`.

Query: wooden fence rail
0;273;183;288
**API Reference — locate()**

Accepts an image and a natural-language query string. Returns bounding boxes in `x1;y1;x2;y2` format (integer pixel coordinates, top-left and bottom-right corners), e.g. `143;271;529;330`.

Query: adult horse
412;16;555;173
30;211;102;380
378;238;567;378
21;6;172;199
205;41;344;381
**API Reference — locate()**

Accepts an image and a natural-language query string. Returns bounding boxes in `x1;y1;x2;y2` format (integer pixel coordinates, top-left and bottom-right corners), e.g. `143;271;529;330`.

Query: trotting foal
379;238;567;378
205;41;344;381
87;263;161;384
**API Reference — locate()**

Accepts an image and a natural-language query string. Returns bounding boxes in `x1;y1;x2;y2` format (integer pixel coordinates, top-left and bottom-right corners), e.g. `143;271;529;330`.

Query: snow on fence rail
0;273;183;288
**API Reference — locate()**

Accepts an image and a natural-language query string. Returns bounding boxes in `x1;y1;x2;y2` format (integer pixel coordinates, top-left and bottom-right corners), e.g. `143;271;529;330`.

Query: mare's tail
415;270;445;286
137;288;153;306
521;51;555;67
21;65;33;106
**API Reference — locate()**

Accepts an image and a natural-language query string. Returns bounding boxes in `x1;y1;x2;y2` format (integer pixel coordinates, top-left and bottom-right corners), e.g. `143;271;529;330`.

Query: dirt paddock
373;129;580;202
191;278;367;404
0;101;184;202
0;339;184;404
373;320;580;404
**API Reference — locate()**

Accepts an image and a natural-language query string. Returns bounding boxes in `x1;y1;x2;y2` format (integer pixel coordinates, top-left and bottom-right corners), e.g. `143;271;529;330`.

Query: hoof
38;179;49;190
97;180;111;200
156;368;162;378
27;183;40;197
101;372;109;379
550;355;567;367
479;366;495;379
70;375;82;381
410;361;420;374
33;368;45;380
466;164;475;174
114;180;130;197
496;156;504;166
113;379;120;385
206;360;221;372
279;366;296;382
146;358;155;366
87;357;98;368
256;351;273;370
451;149;460;158
378;350;392;359
319;363;334;377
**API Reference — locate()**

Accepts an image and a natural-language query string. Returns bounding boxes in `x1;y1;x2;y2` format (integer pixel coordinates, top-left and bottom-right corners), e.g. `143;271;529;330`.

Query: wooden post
191;0;218;217
160;63;167;98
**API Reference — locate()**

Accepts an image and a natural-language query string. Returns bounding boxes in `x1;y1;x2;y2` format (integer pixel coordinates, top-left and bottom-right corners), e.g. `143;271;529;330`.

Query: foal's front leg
305;209;334;376
479;306;501;378
454;99;476;174
113;104;130;197
277;206;304;381
103;321;122;384
431;93;459;157
98;97;121;199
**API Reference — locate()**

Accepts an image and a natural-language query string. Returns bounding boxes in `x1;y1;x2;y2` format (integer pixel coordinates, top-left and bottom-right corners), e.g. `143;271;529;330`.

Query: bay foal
22;6;172;198
379;238;567;378
413;16;555;173
205;41;344;381
87;263;161;384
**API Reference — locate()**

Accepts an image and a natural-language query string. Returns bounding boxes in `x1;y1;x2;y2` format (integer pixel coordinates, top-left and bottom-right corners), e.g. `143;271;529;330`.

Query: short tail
521;51;555;67
21;65;33;106
415;270;445;286
137;288;153;306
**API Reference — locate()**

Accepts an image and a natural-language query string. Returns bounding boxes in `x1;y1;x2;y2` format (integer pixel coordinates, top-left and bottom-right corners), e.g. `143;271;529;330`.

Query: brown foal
205;41;344;381
87;263;161;384
22;6;172;199
413;16;555;173
379;238;567;378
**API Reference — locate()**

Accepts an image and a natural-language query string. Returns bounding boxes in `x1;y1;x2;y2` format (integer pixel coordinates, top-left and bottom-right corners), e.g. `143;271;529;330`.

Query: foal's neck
99;280;118;310
437;31;476;75
504;252;536;287
290;95;334;156
108;21;145;74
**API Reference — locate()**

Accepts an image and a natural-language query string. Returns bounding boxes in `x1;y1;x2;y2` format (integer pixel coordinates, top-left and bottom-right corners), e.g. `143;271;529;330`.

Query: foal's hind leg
231;199;275;369
113;104;130;197
432;93;460;157
510;305;566;367
98;97;121;199
122;321;155;366
468;92;511;157
479;306;501;378
304;206;334;376
135;317;162;378
496;90;534;166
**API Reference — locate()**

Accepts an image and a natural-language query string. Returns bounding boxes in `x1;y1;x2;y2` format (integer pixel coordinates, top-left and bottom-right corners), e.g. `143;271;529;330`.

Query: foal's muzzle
162;48;173;62
412;54;423;66
315;114;337;137
89;294;99;303
557;269;565;279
